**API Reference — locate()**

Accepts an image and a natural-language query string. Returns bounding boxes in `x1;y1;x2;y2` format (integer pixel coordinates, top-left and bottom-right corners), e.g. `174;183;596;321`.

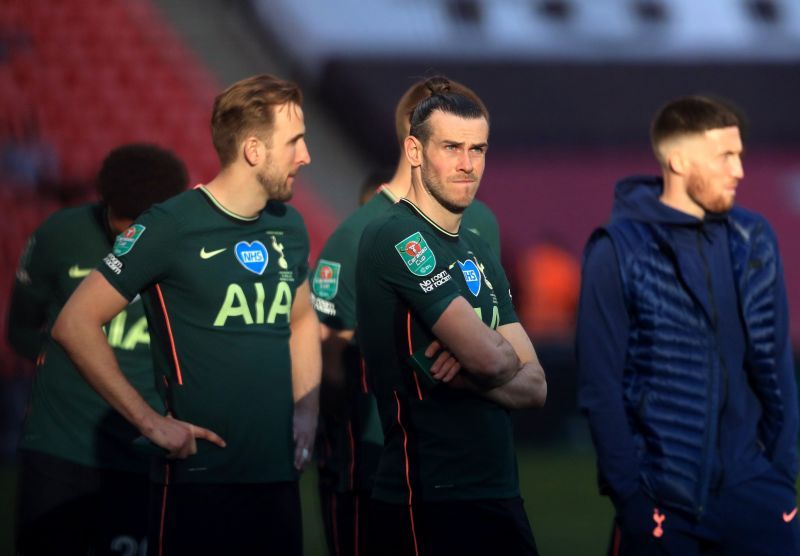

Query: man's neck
383;157;412;200
405;181;463;234
660;173;704;219
204;167;268;218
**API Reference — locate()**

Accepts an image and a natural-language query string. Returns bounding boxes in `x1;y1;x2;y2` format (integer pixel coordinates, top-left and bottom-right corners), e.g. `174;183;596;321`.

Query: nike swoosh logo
200;247;226;259
68;265;93;278
783;508;797;522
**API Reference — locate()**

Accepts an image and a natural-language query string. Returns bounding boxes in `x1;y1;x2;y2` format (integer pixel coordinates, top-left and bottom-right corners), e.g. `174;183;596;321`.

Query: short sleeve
97;207;176;300
360;222;461;329
487;254;518;326
312;228;357;330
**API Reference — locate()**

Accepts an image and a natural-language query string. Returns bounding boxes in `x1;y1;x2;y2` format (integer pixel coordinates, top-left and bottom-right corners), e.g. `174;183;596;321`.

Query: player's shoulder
35;203;102;239
730;205;770;228
137;188;200;225
463;198;498;225
361;202;422;246
264;200;307;230
324;193;393;252
344;193;394;232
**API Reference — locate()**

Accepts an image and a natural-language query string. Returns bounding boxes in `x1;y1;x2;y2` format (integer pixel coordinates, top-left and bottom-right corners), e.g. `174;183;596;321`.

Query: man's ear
667;149;688;176
404;135;423;168
242;136;263;167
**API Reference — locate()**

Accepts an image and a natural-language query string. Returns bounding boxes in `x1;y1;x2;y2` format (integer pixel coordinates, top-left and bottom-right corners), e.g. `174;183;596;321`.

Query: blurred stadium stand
2;0;799;449
0;0;339;380
245;0;800;346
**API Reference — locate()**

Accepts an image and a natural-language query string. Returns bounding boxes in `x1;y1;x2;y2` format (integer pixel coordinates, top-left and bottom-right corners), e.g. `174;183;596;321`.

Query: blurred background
1;0;799;553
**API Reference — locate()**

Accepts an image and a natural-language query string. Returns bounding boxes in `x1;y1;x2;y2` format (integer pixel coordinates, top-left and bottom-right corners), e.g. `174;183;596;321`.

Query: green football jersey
97;187;309;484
356;199;519;503
311;188;502;493
14;204;159;473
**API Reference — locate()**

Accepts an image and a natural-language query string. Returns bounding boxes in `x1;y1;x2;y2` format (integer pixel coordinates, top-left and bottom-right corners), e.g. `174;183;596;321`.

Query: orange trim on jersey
394;390;419;556
155;284;183;385
35;350;46;367
347;421;356;490
158;464;170;556
612;524;621;556
360;357;368;394
406;311;423;400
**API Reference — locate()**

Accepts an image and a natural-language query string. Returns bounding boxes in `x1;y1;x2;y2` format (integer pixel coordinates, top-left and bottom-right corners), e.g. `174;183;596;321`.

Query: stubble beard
420;159;472;215
687;172;733;214
257;167;293;202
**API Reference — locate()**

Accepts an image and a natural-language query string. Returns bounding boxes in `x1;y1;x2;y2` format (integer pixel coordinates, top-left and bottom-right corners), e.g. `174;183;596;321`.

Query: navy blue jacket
577;176;798;517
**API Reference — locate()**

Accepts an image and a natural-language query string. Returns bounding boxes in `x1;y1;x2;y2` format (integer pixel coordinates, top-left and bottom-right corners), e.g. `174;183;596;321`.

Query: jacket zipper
697;229;729;496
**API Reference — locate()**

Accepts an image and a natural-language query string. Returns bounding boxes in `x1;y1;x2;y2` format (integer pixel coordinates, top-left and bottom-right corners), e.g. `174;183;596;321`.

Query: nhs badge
235;241;268;275
458;259;481;297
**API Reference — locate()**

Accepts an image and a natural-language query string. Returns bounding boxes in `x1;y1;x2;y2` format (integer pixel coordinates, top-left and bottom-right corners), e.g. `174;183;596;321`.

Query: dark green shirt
98;188;309;484
356;199;519;503
14;204;159;473
311;189;501;493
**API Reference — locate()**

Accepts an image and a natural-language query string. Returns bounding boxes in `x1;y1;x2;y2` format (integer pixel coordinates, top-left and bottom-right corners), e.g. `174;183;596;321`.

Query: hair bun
425;76;451;96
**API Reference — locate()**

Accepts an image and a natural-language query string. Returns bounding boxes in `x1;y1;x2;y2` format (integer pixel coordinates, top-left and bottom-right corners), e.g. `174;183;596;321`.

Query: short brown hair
650;95;741;156
394;76;489;147
211;74;303;167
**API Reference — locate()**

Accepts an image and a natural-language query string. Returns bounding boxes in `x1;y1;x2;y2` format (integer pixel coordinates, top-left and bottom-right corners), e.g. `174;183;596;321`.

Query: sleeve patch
112;224;146;256
312;259;341;300
394;231;436;277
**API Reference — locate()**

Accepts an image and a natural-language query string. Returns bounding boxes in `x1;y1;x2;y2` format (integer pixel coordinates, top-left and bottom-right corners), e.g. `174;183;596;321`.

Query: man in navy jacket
577;96;799;555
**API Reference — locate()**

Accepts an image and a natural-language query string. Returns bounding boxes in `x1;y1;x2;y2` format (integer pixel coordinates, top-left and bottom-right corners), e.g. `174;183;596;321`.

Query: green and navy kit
311;188;502;493
98;187;309;484
14;204;159;473
355;199;519;503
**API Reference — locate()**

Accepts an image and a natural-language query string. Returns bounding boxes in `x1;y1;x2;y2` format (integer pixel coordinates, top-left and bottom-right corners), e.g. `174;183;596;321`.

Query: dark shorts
319;483;370;556
16;449;149;556
610;466;800;556
367;497;538;556
148;478;302;556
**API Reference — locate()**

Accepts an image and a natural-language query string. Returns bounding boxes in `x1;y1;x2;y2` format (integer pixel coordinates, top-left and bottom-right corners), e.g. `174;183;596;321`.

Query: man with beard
52;74;321;555
355;81;546;555
311;76;503;556
577;96;800;555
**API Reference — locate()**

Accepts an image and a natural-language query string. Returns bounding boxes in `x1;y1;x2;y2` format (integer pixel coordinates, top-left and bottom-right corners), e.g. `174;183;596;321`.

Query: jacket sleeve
768;246;798;486
576;234;640;507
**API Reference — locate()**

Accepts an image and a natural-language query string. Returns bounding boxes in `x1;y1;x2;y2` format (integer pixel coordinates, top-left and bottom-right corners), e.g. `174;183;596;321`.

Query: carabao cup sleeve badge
112;224;146;256
395;232;436;277
312;259;341;300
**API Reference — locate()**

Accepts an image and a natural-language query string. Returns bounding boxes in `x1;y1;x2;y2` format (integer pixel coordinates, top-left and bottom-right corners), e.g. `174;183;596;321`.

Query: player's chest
54;236;113;302
438;244;500;329
165;226;304;326
177;226;302;283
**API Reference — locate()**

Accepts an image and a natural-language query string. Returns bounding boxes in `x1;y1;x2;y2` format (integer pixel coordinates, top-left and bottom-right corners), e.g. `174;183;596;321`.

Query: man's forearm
52;316;159;434
458;327;522;390
290;316;322;405
478;361;547;409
